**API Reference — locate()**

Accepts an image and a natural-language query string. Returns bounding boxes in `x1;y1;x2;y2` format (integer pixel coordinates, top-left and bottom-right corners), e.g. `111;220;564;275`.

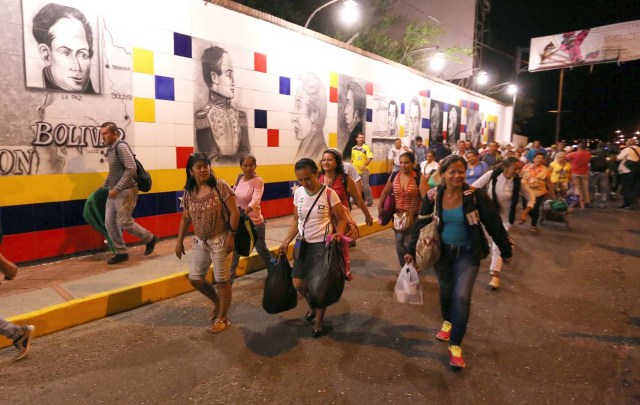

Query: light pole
305;0;358;29
399;45;440;65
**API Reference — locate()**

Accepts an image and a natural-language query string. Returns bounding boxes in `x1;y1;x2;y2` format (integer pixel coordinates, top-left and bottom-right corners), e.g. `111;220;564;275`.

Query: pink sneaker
436;321;451;341
449;345;465;369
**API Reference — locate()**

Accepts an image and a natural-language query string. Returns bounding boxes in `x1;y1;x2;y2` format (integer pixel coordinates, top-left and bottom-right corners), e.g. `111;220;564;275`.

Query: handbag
393;211;414;232
415;195;441;270
214;185;257;256
378;172;398;225
624;147;640;173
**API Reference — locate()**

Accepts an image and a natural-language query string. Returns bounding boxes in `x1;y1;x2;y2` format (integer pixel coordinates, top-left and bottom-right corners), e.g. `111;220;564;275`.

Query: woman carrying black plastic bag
278;158;346;338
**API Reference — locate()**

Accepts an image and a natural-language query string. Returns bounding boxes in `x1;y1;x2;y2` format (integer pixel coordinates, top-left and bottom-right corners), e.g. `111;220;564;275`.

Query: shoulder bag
415;194;441;270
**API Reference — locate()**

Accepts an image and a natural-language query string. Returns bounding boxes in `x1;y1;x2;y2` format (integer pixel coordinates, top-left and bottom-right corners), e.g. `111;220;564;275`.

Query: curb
0;221;391;348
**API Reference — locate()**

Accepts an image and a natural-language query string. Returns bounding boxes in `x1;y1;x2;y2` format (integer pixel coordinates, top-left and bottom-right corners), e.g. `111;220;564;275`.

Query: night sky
487;0;640;145
235;0;640;145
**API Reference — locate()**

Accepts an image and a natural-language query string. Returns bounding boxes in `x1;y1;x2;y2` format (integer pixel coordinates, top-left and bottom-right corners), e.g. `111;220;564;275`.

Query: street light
506;84;518;95
305;0;358;29
475;71;489;86
429;52;446;72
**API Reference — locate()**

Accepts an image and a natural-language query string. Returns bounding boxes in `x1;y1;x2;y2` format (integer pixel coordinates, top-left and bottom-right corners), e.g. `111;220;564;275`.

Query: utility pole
555;69;565;143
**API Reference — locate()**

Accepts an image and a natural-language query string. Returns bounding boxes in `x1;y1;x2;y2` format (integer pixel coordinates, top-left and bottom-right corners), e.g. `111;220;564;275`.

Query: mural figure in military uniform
195;46;249;163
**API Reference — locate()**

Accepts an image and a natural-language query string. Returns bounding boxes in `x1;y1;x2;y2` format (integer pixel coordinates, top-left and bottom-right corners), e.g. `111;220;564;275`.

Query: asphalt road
1;208;638;404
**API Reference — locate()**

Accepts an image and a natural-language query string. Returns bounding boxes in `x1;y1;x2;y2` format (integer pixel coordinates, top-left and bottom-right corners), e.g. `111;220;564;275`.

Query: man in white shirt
616;139;640;209
387;138;412;173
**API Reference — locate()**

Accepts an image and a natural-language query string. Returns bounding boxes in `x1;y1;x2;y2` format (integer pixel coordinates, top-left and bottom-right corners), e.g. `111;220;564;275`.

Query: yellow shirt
549;161;571;183
351;144;373;173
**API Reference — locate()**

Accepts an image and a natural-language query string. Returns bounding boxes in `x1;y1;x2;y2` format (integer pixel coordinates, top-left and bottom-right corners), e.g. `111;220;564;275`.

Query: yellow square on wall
134;98;155;122
399;126;405;137
133;48;154;75
330;72;339;88
328;132;337;147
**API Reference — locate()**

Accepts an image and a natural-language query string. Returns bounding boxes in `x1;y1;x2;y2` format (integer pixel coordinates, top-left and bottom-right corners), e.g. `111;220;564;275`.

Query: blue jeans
434;245;480;346
359;168;373;204
394;230;412;267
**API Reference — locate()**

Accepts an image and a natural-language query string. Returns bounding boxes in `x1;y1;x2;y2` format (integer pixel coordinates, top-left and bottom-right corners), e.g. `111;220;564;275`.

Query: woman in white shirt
279;158;346;338
472;157;533;289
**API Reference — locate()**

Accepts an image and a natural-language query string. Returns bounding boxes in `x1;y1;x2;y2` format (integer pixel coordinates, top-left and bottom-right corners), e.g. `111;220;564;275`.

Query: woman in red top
566;142;592;208
318;149;374;226
378;152;422;266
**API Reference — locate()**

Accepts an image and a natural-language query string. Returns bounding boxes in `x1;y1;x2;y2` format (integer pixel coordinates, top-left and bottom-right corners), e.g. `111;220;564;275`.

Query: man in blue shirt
526;140;547;163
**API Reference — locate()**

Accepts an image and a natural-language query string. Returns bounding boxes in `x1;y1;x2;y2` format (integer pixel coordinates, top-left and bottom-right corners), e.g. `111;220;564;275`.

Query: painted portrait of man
447;105;460;150
406;96;421;146
25;2;100;93
338;76;366;161
429;100;444;146
292;72;327;162
388;100;398;137
194;45;250;164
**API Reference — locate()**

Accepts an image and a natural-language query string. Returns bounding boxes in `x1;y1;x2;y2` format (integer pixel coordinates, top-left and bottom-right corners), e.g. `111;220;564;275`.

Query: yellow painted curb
0;220;392;349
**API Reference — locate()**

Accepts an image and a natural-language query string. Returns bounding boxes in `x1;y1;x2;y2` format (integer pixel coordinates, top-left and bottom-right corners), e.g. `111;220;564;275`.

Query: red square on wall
267;129;279;147
176;146;194;168
366;82;373;95
329;87;338;103
254;52;267;73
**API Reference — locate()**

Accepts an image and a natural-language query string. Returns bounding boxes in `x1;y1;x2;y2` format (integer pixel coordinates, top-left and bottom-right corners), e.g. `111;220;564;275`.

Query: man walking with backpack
101;122;158;264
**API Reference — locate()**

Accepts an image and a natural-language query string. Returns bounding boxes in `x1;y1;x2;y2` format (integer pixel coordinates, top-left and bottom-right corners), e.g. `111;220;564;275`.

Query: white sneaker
488;275;500;289
13;325;35;360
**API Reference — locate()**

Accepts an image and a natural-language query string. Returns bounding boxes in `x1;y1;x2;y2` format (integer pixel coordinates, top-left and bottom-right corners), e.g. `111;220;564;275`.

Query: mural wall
0;0;510;263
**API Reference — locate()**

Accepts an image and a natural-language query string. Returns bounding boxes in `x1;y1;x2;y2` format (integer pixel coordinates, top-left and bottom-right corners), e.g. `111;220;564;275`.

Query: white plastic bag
394;263;423;305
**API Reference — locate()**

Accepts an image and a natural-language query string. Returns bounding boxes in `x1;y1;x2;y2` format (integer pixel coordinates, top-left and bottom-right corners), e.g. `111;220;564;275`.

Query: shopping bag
262;253;298;314
415;221;441;270
235;208;258;257
394;263;423;305
306;239;345;309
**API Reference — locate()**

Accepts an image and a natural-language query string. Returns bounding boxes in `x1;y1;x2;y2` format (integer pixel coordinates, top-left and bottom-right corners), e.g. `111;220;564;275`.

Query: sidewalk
0;203;387;346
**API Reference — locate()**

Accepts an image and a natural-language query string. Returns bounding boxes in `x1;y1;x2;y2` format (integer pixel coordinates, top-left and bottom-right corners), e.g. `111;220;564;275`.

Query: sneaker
529;226;538;232
449;345;465;369
488;272;500;289
13;325;35;360
144;235;159;256
209;318;231;334
436;321;452;341
107;253;129;265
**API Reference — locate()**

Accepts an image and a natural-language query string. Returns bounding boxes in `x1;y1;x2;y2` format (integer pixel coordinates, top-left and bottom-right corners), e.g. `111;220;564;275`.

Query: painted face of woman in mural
344;88;358;129
212;52;235;99
448;107;458;138
40;17;92;92
291;87;316;141
407;102;420;139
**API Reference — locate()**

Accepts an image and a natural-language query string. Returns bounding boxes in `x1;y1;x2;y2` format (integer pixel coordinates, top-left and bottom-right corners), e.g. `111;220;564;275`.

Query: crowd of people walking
2;124;638;372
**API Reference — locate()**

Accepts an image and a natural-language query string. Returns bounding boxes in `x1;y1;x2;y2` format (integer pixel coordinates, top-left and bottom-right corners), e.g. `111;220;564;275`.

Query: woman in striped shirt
378;152;422;266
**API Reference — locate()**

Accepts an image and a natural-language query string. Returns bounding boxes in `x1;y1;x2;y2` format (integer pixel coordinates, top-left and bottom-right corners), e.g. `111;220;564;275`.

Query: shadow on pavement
592;243;640;258
560;331;640;346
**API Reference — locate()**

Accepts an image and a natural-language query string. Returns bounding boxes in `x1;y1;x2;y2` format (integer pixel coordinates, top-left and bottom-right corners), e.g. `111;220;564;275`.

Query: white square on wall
175;124;195;147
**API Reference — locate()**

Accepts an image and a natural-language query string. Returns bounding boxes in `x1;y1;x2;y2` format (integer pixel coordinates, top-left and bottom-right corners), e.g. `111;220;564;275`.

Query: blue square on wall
279;76;290;95
400;103;405;115
366;108;373;122
174;32;192;58
443;103;450;112
155;75;175;101
422;118;430;129
255;109;268;128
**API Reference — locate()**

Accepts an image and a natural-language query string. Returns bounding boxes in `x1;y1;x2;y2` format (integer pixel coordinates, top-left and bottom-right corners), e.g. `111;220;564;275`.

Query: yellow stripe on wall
0;163;390;207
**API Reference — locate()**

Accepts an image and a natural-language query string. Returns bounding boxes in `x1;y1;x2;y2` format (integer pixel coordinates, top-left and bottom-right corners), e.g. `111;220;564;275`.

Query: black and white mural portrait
291;72;327;162
193;42;250;164
337;75;366;161
466;109;483;151
446;105;460;150
405;96;422;148
23;0;101;94
429;100;444;145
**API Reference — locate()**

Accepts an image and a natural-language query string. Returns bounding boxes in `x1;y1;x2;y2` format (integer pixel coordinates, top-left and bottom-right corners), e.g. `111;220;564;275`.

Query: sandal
304;309;317;322
209;319;231;334
208;305;219;322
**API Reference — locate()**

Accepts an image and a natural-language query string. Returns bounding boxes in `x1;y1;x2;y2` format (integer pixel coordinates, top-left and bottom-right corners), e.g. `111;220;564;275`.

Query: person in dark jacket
428;134;452;162
404;155;513;370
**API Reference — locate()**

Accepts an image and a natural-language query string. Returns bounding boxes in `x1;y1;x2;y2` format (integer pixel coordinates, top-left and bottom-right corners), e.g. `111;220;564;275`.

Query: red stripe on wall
3;213;184;264
261;197;293;218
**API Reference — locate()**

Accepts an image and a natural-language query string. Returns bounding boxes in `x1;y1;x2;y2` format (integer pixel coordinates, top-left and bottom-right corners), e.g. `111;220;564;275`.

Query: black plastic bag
262;254;298;314
306;239;345;309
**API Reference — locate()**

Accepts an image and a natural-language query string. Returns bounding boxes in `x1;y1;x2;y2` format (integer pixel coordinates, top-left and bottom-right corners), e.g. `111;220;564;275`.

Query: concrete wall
0;0;509;263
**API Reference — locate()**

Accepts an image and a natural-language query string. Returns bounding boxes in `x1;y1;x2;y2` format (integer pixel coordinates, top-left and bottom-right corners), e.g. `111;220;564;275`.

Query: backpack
624;146;640;174
115;141;152;192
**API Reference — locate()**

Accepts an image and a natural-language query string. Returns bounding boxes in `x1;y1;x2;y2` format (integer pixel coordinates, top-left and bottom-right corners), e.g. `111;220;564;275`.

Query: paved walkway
0;204;379;319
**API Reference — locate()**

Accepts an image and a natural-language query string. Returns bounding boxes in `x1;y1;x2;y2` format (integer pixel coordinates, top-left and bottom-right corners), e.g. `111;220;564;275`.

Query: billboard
529;19;640;72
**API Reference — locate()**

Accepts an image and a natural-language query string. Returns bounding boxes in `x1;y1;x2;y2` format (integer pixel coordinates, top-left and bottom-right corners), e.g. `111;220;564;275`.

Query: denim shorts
189;234;232;282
